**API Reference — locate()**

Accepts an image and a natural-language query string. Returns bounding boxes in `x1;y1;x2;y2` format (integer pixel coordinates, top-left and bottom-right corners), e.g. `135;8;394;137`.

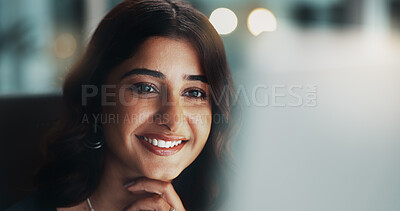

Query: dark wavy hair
36;0;240;210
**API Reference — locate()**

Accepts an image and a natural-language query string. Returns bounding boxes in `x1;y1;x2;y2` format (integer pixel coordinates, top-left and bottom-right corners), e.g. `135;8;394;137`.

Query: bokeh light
247;8;277;36
209;8;238;35
54;33;77;59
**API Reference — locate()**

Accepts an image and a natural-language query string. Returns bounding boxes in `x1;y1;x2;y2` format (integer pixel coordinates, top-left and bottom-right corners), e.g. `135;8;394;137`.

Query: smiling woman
6;0;238;211
101;37;213;182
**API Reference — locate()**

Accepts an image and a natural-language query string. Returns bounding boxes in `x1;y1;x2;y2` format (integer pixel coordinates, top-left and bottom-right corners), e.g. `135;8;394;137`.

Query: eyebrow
184;75;208;83
120;68;208;84
120;68;165;80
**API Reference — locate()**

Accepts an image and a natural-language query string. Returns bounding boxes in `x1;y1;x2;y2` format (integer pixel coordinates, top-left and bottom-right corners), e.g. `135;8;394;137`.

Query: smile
140;136;184;148
135;134;188;156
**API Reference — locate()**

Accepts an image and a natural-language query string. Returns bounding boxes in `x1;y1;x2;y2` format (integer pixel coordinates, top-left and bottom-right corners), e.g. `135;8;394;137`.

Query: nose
153;95;185;132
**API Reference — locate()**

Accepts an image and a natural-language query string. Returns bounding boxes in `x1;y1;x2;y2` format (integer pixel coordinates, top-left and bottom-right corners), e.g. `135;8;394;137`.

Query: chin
144;167;183;182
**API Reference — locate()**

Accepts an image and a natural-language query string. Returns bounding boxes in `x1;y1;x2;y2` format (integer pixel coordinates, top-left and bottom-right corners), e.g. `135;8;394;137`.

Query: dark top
6;192;56;211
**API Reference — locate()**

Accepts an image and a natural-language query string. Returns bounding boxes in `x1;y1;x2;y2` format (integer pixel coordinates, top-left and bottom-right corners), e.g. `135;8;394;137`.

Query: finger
126;178;185;211
125;195;170;211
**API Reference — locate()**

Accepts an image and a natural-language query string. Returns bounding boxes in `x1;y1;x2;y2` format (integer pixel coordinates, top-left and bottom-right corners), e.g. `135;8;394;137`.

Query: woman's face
102;37;212;181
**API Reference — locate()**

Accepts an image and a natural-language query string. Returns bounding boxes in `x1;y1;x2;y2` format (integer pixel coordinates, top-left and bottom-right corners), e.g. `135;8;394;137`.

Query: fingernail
123;181;136;188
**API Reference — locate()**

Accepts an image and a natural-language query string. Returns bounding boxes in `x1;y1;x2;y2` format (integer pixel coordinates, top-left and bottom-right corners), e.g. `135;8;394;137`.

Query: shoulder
6;193;56;211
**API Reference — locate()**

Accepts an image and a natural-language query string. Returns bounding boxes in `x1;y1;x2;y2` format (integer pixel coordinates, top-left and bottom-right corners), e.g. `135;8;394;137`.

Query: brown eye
129;83;158;94
183;89;207;99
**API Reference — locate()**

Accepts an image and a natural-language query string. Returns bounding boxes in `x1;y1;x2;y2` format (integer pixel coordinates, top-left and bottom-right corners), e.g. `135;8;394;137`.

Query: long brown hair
37;0;239;210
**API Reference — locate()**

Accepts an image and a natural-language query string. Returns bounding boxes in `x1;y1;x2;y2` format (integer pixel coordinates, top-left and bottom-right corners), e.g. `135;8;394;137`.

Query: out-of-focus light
54;33;77;59
247;8;277;36
209;8;238;35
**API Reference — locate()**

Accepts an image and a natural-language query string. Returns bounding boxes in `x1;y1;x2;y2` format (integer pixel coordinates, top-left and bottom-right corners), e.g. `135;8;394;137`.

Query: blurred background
1;0;400;210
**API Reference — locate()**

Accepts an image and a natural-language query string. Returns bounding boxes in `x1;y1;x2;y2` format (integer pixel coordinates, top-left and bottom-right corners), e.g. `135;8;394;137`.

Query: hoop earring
83;123;105;150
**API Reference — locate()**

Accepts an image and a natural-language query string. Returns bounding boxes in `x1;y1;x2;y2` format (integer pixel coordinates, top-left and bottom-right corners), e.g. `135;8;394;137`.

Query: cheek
102;98;155;143
186;106;212;145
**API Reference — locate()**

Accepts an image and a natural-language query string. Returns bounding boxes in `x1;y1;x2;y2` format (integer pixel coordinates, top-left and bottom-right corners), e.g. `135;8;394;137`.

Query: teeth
158;140;166;147
140;136;186;148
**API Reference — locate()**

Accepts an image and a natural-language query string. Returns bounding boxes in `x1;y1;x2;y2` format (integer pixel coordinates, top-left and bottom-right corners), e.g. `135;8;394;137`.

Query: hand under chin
124;191;160;208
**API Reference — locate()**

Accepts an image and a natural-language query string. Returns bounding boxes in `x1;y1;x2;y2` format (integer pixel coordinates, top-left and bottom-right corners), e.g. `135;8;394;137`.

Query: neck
89;151;141;211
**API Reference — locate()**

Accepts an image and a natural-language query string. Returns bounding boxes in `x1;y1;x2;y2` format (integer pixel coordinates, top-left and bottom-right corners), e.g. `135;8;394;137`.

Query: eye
129;83;159;95
183;88;207;100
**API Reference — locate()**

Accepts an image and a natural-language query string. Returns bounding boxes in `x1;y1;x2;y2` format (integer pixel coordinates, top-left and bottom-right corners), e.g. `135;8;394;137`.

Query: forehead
110;36;203;82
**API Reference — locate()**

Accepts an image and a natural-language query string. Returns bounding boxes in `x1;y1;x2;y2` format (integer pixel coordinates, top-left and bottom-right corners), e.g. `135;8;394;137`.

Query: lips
135;134;188;156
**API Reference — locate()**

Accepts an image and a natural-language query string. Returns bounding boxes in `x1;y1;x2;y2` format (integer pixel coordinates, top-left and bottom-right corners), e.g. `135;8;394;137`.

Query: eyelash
129;83;207;100
129;82;159;95
182;88;207;100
